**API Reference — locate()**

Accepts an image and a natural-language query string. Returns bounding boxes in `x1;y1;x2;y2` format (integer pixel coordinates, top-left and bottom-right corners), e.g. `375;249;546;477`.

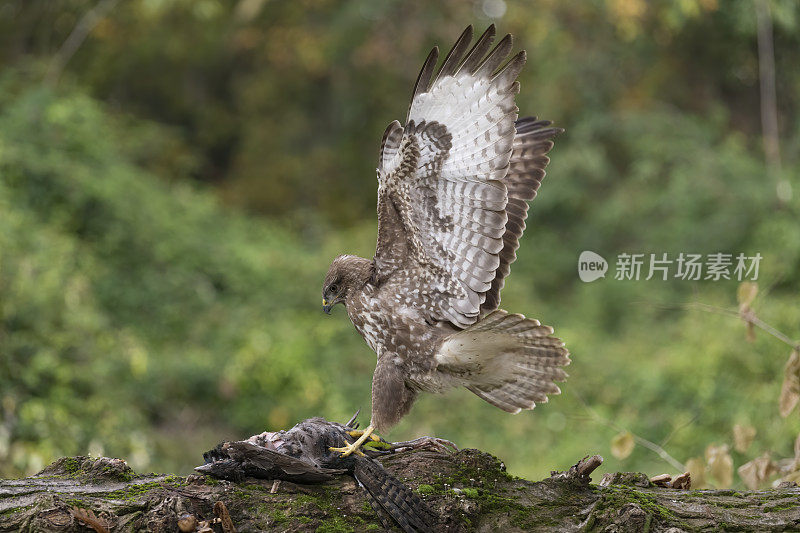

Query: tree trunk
2;450;799;532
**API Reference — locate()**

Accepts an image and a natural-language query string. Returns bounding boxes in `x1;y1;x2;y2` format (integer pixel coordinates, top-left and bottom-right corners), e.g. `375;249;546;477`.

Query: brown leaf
671;471;691;490
746;322;756;343
706;444;733;488
649;473;671;487
793;433;800;468
737;453;775;490
685;457;706;489
610;431;635;460
779;350;800;418
733;424;757;453
737;282;758;307
214;501;237;533
69;507;109;533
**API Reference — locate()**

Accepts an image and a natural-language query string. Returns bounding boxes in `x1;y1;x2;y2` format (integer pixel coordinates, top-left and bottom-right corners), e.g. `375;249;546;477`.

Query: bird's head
322;254;371;314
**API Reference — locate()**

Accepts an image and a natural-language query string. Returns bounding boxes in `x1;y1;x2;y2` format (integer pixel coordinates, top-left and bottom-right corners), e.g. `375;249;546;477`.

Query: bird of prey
196;415;438;533
322;25;569;456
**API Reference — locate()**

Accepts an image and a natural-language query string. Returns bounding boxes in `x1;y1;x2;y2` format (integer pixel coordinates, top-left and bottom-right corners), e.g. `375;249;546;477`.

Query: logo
578;251;608;282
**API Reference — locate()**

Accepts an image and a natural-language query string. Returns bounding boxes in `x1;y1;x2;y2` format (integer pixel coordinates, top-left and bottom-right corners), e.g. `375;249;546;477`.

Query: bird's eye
329;284;338;293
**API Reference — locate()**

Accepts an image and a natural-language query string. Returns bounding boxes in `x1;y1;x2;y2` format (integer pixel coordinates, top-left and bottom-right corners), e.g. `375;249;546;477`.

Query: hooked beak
322;298;332;314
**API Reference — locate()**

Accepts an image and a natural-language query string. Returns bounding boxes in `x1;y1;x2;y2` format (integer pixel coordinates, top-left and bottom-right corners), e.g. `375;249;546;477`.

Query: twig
660;412;700;448
574;389;686;473
684;302;800;350
45;0;121;86
551;455;604;481
754;0;782;175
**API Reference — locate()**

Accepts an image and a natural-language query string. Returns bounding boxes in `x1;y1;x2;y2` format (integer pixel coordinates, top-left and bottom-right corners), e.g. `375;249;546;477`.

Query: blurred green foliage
1;0;799;485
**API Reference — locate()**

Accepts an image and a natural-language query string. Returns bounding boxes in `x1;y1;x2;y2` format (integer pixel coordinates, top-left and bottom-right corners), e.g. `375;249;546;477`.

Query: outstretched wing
479;117;563;314
374;25;524;328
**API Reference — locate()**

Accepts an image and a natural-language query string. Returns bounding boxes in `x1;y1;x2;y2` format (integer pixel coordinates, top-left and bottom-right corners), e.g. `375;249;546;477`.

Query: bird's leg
330;424;378;457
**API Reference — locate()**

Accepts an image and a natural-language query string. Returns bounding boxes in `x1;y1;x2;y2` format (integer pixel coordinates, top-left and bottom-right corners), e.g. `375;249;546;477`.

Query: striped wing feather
375;25;527;328
480;117;563;314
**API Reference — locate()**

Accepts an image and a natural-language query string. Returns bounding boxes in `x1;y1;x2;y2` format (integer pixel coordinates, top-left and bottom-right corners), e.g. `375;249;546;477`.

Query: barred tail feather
435;309;569;413
353;457;437;533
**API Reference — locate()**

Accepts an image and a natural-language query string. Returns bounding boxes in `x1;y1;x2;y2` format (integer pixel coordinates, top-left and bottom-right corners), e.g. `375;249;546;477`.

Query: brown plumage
322;25;569;437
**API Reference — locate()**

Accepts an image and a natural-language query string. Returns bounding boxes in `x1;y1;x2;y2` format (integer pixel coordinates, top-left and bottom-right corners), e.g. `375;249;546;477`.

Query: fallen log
1;450;799;532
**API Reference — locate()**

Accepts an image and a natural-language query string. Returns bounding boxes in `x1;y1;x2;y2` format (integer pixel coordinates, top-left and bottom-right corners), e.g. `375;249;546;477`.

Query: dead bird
196;415;455;533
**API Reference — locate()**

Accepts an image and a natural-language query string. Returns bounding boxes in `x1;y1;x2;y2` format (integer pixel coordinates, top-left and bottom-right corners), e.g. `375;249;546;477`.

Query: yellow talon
329;443;366;457
330;425;376;457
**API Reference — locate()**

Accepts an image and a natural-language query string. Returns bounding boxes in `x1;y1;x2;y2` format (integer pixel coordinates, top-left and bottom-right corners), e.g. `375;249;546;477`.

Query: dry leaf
793;433;800;469
685;457;706;489
706;444;733;488
737;453;775;490
650;473;672;487
737;282;758;307
671;471;691;490
779;350;800;418
737;282;758;342
611;431;635;460
746;322;756;343
795;433;800;458
69;507;109;533
780;470;800;486
214;501;237;533
733;424;756;453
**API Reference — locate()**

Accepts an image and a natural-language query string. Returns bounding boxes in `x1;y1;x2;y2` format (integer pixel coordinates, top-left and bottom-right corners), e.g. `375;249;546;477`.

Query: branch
574;389;687;473
44;0;121;87
685;302;800;351
755;0;781;175
2;452;800;532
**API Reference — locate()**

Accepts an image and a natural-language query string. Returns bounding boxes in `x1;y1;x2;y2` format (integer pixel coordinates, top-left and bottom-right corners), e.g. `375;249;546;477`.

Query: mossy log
2;450;800;532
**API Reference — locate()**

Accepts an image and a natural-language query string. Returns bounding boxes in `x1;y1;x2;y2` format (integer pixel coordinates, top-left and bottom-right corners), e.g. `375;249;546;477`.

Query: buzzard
322;25;569;456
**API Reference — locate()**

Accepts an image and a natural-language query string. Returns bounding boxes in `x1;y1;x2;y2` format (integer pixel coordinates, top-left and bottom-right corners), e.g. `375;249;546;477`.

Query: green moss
162;474;185;486
233;489;253;500
0;505;32;516
764;502;800;512
269;509;288;525
103;480;163;501
416;484;435;495
315;515;355;533
602;486;676;520
101;465;133;482
589;485;697;531
462;487;479;498
61;458;81;474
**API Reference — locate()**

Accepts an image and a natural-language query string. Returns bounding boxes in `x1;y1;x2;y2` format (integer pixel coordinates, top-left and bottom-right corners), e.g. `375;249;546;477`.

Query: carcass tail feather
353;457;437;533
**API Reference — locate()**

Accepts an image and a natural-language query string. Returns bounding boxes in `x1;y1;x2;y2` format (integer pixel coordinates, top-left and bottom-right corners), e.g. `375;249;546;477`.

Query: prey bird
322;25;569;456
196;415;440;533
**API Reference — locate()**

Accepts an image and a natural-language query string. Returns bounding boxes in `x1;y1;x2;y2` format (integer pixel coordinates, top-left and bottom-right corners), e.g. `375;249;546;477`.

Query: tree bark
2;450;800;532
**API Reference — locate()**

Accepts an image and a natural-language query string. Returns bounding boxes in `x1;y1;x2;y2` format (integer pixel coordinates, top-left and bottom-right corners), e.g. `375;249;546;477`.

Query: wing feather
375;27;559;328
479;118;563;314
